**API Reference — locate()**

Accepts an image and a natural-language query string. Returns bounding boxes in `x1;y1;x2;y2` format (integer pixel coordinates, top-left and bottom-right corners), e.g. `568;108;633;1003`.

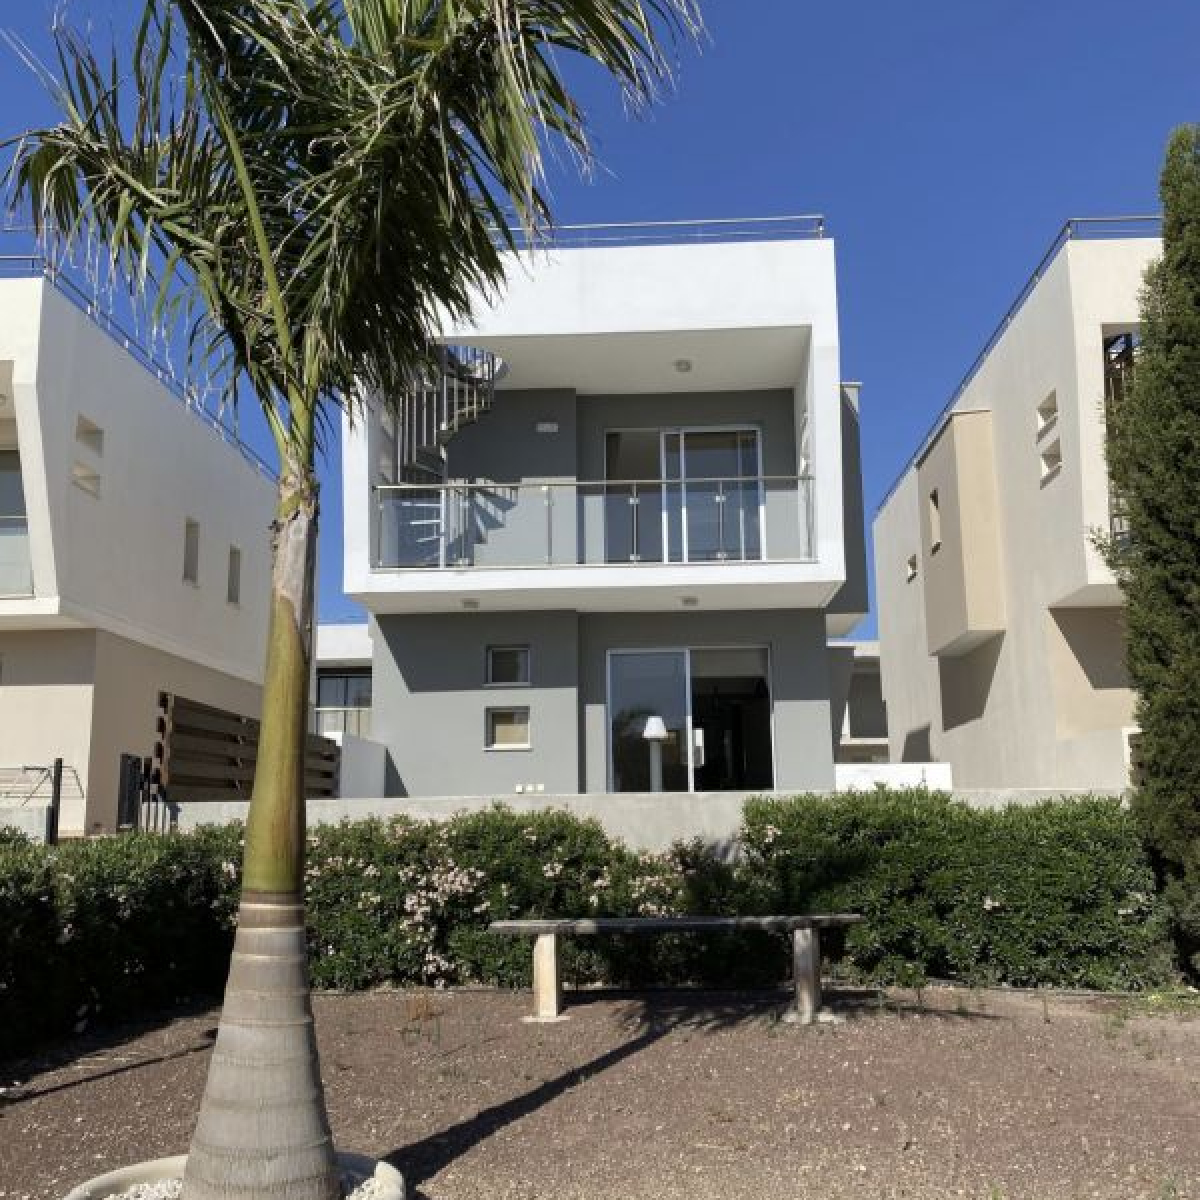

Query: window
1036;391;1058;438
183;519;200;584
1040;439;1062;483
226;546;242;605
314;671;372;737
486;645;530;686
74;415;105;456
928;488;942;554
71;462;101;497
486;707;530;750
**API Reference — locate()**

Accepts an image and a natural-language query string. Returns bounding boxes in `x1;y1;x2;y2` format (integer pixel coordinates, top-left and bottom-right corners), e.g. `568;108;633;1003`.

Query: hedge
0;792;1176;1056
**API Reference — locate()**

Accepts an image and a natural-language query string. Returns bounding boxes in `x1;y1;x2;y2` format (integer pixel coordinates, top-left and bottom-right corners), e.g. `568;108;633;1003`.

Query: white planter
63;1153;404;1200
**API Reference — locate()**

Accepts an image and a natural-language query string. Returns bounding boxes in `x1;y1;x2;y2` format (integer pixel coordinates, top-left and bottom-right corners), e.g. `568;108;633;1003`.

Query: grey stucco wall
439;388;808;566
372;608;836;798
372;611;581;797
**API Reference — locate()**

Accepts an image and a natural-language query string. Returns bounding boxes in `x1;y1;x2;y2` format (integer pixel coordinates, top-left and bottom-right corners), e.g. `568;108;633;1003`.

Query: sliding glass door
607;647;774;793
605;428;764;564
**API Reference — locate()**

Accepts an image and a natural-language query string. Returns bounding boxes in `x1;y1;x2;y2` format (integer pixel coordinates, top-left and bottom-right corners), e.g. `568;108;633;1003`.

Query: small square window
1036;391;1059;438
183;518;200;584
1040;439;1063;483
75;415;105;456
71;462;101;497
486;645;530;686
486;707;530;750
226;545;242;605
928;488;942;554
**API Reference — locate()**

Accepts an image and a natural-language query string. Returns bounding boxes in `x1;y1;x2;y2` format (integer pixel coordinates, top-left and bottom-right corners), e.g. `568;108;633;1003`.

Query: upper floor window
928;488;942;554
226;545;242;605
487;645;530;686
183;519;200;585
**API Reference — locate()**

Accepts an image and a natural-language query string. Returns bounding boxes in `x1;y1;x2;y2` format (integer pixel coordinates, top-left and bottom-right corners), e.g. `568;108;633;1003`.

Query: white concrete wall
336;733;388;798
343;237;856;619
0;629;96;833
0;279;275;682
874;237;1154;790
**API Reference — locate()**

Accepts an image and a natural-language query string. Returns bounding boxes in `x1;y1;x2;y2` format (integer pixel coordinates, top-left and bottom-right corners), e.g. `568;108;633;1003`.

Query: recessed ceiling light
674;359;693;374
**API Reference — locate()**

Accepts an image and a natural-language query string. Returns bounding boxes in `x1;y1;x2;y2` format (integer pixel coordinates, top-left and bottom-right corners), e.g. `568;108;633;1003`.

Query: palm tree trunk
182;459;341;1200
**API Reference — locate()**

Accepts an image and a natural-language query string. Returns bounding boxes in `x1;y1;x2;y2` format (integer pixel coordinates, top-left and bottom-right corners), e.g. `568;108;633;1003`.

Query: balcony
372;476;816;571
0;515;32;596
314;706;372;739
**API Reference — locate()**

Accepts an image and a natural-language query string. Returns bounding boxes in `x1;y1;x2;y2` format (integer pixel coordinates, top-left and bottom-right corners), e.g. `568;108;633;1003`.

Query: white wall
0;280;275;683
0;630;97;833
344;237;854;619
874;237;1153;790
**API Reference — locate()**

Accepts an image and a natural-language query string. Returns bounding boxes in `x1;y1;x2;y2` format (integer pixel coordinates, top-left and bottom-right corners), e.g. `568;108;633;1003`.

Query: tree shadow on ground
386;984;999;1197
0;999;219;1105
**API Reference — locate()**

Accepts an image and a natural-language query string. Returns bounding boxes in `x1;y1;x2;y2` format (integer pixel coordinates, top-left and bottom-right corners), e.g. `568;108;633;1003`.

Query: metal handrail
499;215;826;250
375;473;814;491
877;215;1162;511
373;474;816;570
0;247;276;481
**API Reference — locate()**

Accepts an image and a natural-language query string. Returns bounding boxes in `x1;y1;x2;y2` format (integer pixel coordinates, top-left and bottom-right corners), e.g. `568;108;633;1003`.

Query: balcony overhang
352;562;845;615
459;327;811;396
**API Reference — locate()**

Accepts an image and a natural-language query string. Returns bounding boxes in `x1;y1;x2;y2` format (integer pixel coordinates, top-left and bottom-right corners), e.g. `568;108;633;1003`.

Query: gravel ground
0;986;1196;1200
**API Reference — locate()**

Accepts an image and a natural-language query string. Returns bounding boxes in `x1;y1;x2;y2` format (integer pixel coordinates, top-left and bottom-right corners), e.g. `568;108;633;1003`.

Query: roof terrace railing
500;214;826;250
0;241;275;481
877;215;1162;512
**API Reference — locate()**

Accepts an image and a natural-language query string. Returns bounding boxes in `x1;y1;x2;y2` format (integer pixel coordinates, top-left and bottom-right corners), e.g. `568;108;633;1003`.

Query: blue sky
3;1;1198;632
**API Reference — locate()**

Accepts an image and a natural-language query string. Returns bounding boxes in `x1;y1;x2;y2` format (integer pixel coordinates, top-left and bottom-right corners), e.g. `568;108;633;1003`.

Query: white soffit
471;327;810;395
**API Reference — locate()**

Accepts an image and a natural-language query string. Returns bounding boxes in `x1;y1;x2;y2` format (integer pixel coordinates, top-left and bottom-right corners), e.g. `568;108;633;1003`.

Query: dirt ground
0;986;1196;1200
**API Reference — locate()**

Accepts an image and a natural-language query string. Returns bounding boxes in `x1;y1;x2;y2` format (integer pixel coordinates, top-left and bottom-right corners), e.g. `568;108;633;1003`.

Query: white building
341;218;868;799
874;219;1158;791
0;268;275;833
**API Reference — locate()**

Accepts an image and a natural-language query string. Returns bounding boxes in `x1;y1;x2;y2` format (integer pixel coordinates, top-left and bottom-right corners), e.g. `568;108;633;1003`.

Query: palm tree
6;2;701;1197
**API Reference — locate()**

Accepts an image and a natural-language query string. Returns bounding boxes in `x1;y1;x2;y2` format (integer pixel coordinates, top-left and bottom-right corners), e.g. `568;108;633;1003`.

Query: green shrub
0;793;1176;1055
741;791;1174;989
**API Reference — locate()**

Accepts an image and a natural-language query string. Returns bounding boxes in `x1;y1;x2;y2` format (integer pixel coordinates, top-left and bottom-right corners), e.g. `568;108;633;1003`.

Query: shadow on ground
0;999;219;1106
387;984;999;1197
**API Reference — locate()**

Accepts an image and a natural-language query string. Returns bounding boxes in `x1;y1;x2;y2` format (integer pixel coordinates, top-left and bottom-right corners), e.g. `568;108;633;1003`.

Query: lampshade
641;715;669;742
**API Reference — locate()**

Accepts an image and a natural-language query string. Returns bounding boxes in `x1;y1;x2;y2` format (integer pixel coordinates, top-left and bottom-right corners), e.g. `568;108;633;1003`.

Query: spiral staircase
388;344;509;567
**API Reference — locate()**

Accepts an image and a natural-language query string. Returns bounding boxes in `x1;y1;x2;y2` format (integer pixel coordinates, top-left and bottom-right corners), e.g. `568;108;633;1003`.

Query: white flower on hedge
982;896;1002;911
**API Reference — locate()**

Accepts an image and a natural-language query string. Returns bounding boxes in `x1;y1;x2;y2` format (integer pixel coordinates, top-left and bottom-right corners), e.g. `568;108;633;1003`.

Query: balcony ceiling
460;327;810;396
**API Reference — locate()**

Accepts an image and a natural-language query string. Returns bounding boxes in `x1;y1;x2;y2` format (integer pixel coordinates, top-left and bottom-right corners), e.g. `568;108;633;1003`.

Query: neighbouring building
0;267;275;834
873;219;1159;791
829;640;889;765
314;622;373;739
341;217;868;800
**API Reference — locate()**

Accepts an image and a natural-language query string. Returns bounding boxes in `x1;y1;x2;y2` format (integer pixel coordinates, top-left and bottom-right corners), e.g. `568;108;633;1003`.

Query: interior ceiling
462;327;809;395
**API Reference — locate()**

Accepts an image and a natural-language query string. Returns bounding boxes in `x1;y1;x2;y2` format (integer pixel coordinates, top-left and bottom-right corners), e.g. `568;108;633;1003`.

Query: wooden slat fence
153;692;340;807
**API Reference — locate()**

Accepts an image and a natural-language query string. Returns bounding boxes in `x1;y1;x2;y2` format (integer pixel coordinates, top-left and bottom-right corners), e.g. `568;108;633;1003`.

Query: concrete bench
488;914;863;1025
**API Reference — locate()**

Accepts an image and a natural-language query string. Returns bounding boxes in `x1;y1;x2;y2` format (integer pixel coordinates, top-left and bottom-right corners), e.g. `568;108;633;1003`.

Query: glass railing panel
0;517;32;595
373;477;815;570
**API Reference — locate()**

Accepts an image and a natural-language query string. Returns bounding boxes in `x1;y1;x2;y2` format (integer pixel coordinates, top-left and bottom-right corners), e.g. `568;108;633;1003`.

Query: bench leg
784;927;821;1025
528;932;565;1022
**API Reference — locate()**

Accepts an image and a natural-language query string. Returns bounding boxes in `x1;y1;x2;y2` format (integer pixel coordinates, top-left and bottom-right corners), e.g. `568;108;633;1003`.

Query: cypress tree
1107;125;1200;974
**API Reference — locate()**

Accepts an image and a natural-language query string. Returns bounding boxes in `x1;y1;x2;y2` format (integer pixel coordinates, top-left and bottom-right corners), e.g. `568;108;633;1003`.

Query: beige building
0;267;275;834
874;220;1158;791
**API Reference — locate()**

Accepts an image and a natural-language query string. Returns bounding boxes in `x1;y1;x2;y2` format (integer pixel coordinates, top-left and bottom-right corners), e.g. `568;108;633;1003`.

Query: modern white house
873;219;1158;792
0;262;275;834
341;217;868;800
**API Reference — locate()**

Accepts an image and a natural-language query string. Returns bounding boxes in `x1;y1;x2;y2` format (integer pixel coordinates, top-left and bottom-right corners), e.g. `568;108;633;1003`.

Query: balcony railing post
630;482;640;563
716;479;727;560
